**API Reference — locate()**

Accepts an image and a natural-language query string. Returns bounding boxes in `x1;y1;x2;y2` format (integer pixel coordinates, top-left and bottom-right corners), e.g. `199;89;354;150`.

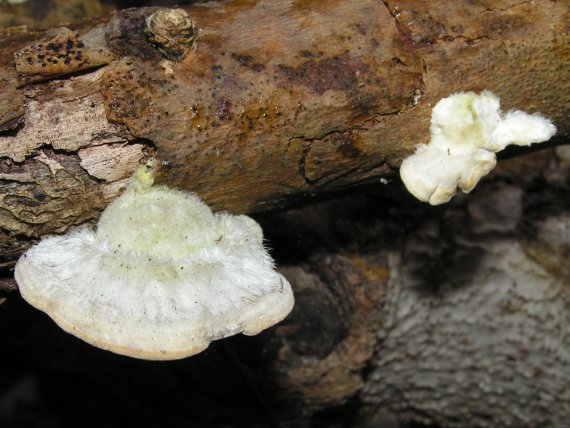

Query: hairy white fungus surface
400;91;557;205
15;164;294;360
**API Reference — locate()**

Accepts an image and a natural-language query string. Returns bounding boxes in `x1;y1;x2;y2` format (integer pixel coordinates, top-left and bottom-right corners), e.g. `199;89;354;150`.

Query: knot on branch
146;8;196;61
106;7;196;62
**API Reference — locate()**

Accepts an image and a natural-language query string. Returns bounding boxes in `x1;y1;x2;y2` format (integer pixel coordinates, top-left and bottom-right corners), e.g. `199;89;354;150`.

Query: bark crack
380;0;493;48
295;109;402;187
479;0;535;14
298;138;312;186
379;0;424;49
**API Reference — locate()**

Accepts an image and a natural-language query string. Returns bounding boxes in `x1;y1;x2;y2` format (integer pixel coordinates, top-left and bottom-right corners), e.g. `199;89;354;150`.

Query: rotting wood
0;0;568;266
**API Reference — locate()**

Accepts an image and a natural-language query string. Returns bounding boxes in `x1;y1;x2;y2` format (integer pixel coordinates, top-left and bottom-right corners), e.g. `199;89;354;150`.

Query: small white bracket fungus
400;91;557;205
15;163;294;360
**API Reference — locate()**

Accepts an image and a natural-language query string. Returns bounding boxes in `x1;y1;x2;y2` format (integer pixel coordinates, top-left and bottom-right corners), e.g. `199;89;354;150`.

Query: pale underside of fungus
400;90;557;205
15;164;294;360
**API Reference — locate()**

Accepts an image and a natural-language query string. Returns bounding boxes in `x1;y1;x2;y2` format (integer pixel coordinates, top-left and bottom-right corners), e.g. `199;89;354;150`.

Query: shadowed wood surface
1;146;569;427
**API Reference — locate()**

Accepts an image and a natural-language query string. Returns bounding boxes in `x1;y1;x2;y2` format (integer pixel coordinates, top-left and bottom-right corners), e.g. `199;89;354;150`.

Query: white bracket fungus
15;162;294;360
400;90;557;205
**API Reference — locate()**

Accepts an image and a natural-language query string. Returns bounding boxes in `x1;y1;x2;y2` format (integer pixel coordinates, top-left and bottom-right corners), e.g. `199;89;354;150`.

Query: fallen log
0;0;568;268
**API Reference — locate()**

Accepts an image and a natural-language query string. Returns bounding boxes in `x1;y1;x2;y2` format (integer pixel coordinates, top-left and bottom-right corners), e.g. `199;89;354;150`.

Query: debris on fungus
15;161;294;360
400;90;557;205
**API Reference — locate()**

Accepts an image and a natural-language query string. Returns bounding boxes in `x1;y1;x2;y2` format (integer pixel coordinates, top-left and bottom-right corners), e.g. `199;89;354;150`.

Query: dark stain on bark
231;53;265;73
215;98;232;121
336;131;363;158
231;53;254;66
276;52;362;95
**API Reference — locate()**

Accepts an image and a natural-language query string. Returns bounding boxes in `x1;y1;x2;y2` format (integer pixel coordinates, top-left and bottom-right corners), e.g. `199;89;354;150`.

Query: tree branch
0;0;568;268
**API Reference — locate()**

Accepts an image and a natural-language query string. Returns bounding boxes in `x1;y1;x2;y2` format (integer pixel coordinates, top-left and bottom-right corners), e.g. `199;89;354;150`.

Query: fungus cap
400;90;556;205
15;165;294;360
